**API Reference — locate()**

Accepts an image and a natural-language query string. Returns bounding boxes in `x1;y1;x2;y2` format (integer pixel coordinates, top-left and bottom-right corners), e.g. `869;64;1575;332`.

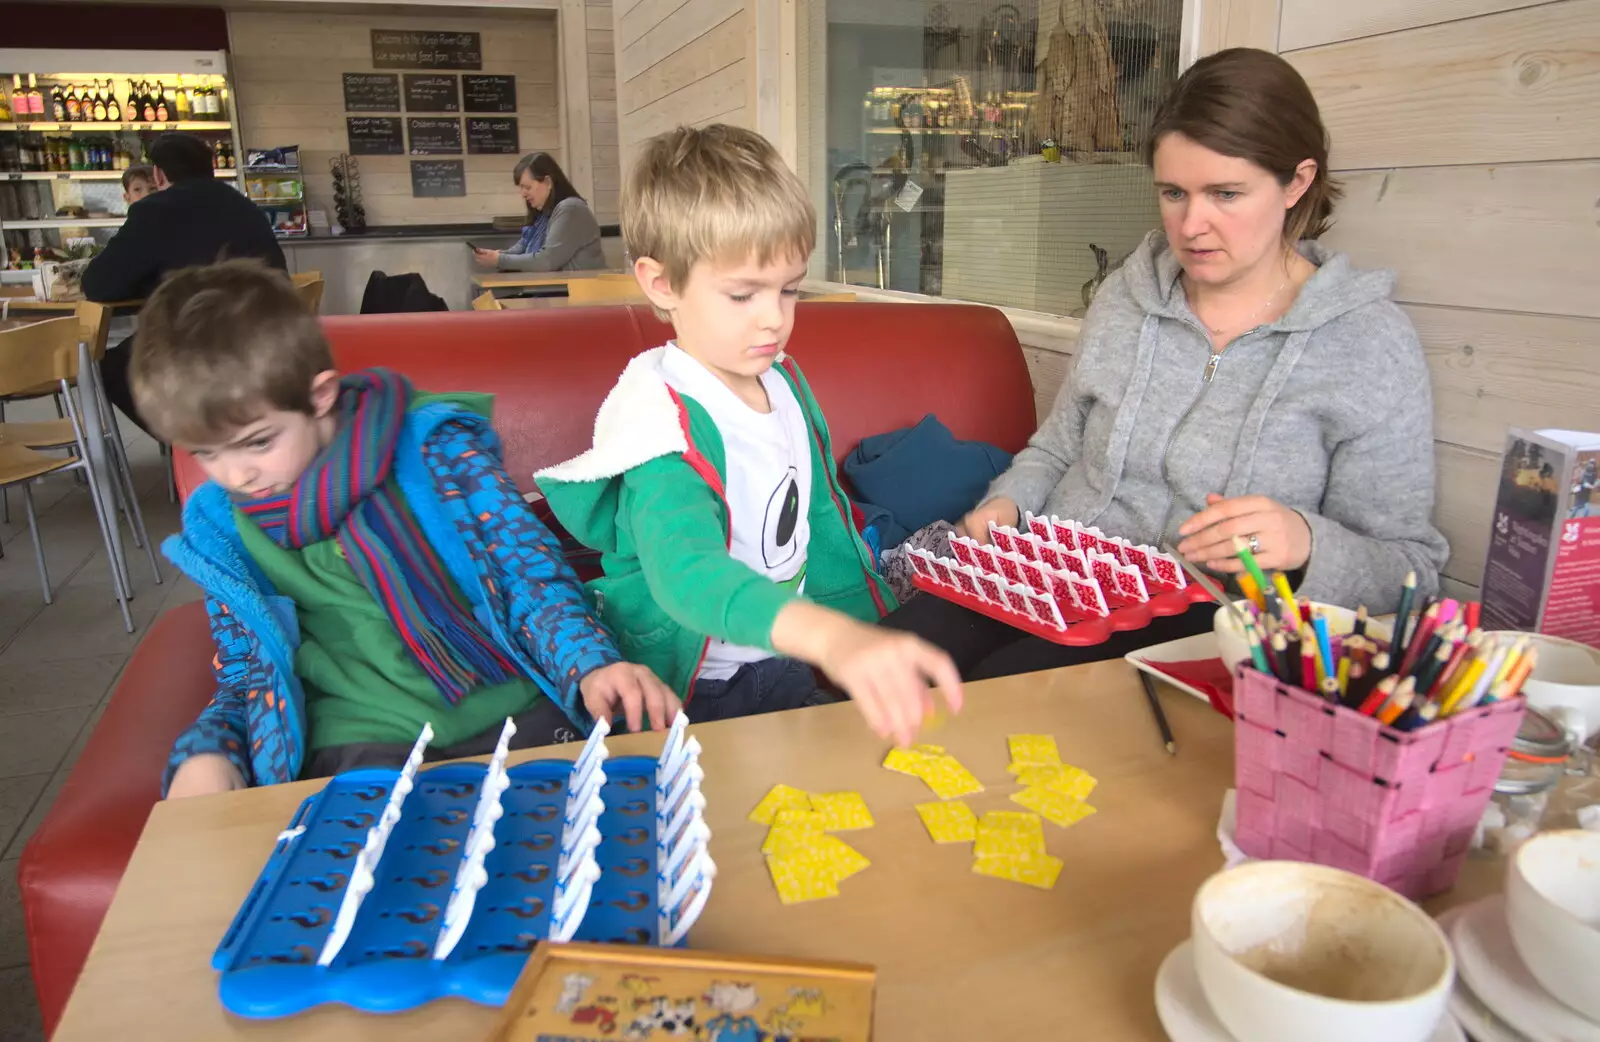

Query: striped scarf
237;368;516;703
517;209;550;256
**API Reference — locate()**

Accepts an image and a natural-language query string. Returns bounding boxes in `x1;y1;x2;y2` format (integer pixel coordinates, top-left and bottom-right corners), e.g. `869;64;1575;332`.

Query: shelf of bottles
245;156;308;239
0;66;241;247
861;85;1035;174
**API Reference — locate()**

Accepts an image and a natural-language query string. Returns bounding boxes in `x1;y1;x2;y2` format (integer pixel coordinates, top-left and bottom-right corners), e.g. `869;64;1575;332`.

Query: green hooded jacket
536;347;897;696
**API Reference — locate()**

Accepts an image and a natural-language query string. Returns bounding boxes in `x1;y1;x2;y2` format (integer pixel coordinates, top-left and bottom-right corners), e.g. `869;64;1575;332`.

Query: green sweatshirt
537;347;896;696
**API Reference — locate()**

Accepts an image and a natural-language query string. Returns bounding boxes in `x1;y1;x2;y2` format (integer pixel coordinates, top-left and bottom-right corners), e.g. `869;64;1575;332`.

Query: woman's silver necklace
1207;276;1290;336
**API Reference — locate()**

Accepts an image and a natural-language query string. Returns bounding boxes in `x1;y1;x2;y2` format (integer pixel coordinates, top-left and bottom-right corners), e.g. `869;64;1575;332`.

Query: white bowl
1215;600;1393;676
1506;829;1600;1022
1191;861;1454;1042
1482;630;1600;739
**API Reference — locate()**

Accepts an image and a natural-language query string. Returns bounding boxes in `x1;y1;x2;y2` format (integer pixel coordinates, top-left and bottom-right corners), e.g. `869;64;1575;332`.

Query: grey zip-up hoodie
988;230;1449;613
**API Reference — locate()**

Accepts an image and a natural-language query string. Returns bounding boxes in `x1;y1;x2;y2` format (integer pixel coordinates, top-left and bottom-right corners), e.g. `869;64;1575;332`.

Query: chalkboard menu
411;159;466;198
372;29;482;70
343;73;400;112
407;117;462;155
467;117;519;155
462;75;516;113
404;74;460;113
346;116;404;155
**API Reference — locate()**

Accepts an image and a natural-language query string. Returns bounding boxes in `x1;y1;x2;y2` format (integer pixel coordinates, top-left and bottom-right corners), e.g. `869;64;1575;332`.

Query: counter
282;225;625;314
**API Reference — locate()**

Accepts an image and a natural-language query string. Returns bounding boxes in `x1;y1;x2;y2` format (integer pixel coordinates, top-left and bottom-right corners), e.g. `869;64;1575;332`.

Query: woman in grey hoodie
888;48;1449;680
473;152;607;273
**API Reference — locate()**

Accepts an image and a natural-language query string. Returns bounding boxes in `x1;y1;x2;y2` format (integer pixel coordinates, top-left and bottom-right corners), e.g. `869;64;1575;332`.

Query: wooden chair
566;278;649;306
0;317;143;629
291;270;325;313
471;291;504;311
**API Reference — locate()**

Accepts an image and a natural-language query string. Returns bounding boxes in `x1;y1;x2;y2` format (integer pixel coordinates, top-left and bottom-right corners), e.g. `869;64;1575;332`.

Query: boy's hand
580;662;681;733
958;497;1020;544
167;754;245;800
773;602;964;748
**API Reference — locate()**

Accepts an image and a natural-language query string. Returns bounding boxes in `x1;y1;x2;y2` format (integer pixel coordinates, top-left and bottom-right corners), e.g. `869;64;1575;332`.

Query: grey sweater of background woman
498;196;607;272
987;230;1449;613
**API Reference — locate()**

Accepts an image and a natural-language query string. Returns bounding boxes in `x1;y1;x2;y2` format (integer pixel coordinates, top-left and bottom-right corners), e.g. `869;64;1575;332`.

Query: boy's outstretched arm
425;421;678;730
623;456;963;745
164;599;255;798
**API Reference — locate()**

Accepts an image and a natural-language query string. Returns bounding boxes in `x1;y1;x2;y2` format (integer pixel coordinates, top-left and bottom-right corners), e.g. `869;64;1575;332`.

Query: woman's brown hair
1144;48;1341;242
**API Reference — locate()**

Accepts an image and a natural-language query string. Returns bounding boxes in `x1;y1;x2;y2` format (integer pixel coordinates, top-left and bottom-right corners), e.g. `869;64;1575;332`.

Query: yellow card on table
883;747;931;776
1007;734;1061;767
768;857;841;905
974;811;1046;859
915;799;978;843
913;743;946;756
919;760;984;800
1010;785;1098;829
750;783;812;825
815;835;872;879
1010;764;1097;800
773;808;829;831
762;823;821;858
973;852;1064;890
810;791;875;831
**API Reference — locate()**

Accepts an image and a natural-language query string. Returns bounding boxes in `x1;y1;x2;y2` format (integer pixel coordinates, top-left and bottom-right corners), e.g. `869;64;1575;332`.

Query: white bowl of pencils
1215;599;1392;679
1483;631;1600;739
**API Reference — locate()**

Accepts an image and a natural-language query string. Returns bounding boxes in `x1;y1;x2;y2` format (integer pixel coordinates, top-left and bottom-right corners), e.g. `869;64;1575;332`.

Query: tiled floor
0;400;198;1041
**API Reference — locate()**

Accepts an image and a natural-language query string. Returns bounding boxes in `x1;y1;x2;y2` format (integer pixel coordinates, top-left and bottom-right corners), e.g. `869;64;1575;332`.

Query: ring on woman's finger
1247;534;1262;555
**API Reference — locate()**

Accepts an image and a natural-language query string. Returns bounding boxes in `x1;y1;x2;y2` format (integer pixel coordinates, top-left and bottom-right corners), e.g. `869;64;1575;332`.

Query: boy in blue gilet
133;260;677;799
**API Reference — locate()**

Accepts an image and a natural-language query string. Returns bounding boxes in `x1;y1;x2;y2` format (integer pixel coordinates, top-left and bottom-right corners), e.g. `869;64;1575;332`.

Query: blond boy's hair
623;124;815;291
130;259;333;446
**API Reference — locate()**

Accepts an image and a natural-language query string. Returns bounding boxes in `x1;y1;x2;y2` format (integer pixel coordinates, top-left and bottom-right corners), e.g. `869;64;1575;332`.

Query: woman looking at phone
473;152;606;273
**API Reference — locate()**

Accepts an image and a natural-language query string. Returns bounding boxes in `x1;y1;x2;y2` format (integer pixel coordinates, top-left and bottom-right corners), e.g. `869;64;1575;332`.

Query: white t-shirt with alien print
659;343;812;681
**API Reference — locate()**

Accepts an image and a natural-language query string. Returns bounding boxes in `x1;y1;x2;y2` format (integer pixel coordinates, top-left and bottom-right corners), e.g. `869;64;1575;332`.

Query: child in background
538;124;961;746
121;165;154;208
134;260;678;799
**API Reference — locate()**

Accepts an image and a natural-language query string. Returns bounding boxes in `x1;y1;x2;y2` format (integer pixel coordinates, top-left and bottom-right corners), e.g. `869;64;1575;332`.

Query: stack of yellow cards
971;810;1063;889
881;743;984;799
1006;734;1098;829
751;784;875;905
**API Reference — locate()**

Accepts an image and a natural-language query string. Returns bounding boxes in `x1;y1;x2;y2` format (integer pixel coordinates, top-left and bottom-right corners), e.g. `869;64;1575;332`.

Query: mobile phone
467;241;492;252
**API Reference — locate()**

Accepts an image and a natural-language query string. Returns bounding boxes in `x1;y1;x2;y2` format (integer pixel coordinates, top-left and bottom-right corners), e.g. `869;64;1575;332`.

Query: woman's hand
472;248;501;268
957;497;1020;544
1176;493;1311;572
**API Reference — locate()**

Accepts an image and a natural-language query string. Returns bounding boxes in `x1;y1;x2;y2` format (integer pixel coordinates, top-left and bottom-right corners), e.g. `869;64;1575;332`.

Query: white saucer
1127;632;1222;706
1447;895;1600;1042
1154;939;1465;1042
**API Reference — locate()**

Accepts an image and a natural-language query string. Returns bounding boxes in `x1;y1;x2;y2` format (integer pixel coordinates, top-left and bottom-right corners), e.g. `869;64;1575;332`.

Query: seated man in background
84;132;286;434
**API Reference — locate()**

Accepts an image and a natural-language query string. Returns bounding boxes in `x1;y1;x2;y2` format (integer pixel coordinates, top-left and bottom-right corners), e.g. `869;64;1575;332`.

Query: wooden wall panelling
620;10;744;115
230;9;559;227
1195;0;1280;56
1022;346;1073;426
1278;0;1558;53
1286;0;1600;169
1412;304;1600;456
620;0;743;81
1326;161;1600;320
1433;442;1500;589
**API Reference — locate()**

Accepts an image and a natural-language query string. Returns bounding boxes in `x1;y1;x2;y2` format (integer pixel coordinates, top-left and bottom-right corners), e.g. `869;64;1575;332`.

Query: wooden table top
49;662;1505;1041
472;270;626;289
0;297;142;312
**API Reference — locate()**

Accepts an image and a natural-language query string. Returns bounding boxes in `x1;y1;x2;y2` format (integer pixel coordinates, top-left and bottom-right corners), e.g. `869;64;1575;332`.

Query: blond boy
538;125;961;745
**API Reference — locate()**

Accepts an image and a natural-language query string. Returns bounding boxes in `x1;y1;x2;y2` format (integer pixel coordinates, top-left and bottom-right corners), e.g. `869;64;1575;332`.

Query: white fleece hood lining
535;347;687;483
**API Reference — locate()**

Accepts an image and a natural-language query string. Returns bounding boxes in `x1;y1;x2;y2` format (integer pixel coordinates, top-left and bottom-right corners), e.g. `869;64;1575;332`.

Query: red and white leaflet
1019;558;1049;594
928;555;955;586
1026;512;1053;542
974;571;1004;604
1112;559;1149;603
908;548;935;579
1050;517;1081;552
1147;549;1186;590
989;523;1018;553
952;564;980;597
1070;573;1110;617
994;550;1025;585
1002;581;1032;615
1013;533;1040;563
949;536;980;568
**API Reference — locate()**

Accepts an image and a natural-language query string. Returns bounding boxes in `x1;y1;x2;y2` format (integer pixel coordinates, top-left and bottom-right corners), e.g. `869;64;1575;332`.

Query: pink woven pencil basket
1231;663;1526;900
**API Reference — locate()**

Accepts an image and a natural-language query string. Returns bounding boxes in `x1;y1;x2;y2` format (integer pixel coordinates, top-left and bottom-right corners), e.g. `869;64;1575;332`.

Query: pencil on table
1359;675;1398;717
1353;605;1368;639
1136;670;1177;755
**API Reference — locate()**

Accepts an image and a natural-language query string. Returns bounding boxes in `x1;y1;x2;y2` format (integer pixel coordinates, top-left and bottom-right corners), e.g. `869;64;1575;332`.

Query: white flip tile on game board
659;859;715;947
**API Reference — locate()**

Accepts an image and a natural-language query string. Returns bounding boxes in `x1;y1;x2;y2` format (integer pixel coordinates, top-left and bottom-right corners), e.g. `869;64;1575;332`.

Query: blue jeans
686;656;835;723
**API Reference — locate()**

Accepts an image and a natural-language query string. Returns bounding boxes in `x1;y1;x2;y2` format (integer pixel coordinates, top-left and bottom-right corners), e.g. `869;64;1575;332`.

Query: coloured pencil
1378;678;1417;725
1392;570;1418;656
1136;669;1177;755
1359;675;1398;717
1271;572;1303;630
1312;613;1335;683
1398;603;1442;677
1239;571;1265;611
1232;535;1272;599
1269;632;1291;684
1352;605;1368;639
1246;627;1271;675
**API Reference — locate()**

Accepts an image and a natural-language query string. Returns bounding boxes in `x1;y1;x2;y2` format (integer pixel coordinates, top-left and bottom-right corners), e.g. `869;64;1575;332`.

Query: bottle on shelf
140;82;156;122
27;74;44;118
174;79;191;120
64;83;81;121
67;137;83;171
91;82;107;122
106;81;122;123
215;85;229;120
153;81;169;122
49;82;65;121
0;77;12;123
